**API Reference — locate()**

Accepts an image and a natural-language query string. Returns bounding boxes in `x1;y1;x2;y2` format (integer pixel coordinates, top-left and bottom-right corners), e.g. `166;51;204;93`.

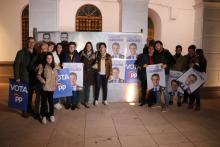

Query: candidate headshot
111;42;124;59
42;32;51;42
185;74;197;86
127;43;138;60
151;73;160;88
69;72;83;90
109;67;124;83
171;80;179;92
60;32;68;42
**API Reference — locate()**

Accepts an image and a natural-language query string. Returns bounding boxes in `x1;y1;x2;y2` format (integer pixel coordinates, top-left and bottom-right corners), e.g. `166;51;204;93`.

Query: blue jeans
66;91;79;106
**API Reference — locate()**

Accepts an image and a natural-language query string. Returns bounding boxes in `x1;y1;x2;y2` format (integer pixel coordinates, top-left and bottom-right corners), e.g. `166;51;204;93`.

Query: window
76;4;102;32
22;5;29;48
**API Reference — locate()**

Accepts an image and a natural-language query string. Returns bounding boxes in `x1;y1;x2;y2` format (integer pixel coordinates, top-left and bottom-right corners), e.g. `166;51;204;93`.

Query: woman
188;49;207;111
80;42;96;108
37;52;57;124
93;43;112;106
52;43;64;110
135;44;154;106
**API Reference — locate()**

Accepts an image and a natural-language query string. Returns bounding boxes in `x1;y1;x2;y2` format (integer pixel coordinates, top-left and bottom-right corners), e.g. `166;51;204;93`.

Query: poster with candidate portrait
63;63;84;91
109;60;125;84
53;68;72;99
126;35;142;60
125;60;138;83
168;70;184;93
177;68;207;93
107;35;126;59
37;32;59;43
8;79;28;112
146;64;166;90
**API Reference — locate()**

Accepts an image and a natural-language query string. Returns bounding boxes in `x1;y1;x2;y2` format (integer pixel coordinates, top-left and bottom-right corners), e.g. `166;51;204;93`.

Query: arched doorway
76;4;102;32
148;17;154;41
22;5;29;48
148;8;162;41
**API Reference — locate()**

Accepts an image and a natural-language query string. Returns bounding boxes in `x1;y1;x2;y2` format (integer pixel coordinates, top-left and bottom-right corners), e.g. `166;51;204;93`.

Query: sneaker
42;117;47;124
50;116;55;123
65;103;71;110
161;107;167;112
93;100;98;106
84;103;90;108
54;103;62;110
71;105;76;110
103;100;108;105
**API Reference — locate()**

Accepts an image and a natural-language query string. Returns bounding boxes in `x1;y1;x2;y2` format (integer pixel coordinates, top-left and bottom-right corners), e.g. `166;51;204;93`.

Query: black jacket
13;49;36;83
153;49;175;74
135;53;151;80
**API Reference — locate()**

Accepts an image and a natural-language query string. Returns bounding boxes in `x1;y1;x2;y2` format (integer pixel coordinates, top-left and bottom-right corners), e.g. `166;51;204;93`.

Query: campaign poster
125;60;138;83
126;35;142;60
53;68;72;99
107;35;126;59
146;64;166;90
109;60;125;84
168;70;184;93
8;79;28;112
177;68;207;93
63;63;84;91
37;32;59;43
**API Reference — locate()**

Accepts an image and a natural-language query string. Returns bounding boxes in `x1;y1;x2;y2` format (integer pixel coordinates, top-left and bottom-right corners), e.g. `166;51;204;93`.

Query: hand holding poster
177;68;207;93
63;63;84;91
146;64;166;90
8;79;28;112
53;68;72;99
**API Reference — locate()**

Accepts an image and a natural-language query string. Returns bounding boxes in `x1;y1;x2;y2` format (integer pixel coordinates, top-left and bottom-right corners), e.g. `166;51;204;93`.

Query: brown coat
172;55;187;72
96;53;112;78
37;64;57;91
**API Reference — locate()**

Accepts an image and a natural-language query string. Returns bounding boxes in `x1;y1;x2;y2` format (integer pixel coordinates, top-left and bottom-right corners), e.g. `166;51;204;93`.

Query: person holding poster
66;72;83;110
37;52;58;124
62;42;80;64
80;42;96;108
148;73;166;112
126;43;138;60
111;42;124;59
93;43;112;106
182;45;197;104
153;40;175;105
135;43;155;106
13;37;36;117
188;49;207;111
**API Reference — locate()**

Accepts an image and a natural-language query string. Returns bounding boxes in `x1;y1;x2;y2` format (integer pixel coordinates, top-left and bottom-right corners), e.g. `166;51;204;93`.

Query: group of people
136;40;207;112
13;37;207;124
14;37;112;124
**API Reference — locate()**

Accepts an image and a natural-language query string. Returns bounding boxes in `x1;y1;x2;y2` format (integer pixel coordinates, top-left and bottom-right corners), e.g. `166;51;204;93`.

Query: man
172;45;186;72
148;74;166;112
14;37;36;117
109;67;124;83
127;43;138;60
60;32;69;42
43;32;51;42
182;45;197;104
169;80;183;106
111;42;124;59
181;74;198;94
153;40;175;106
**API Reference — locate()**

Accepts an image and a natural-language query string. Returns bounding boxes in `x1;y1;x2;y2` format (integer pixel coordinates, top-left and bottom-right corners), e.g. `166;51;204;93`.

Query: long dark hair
83;42;94;53
55;43;63;55
42;52;55;69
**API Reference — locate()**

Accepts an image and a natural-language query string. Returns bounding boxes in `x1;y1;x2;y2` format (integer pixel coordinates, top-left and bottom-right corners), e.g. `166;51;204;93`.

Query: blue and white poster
146;64;166;90
8;79;28;112
125;60;138;83
53;68;72;99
